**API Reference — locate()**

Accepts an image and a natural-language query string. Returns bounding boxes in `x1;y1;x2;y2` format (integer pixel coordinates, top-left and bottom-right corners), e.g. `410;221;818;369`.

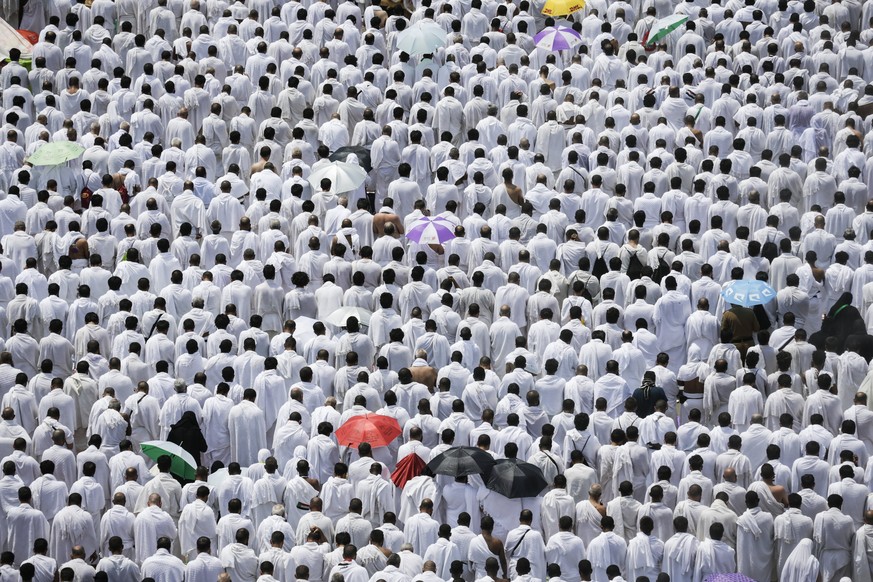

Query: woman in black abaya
810;292;873;358
166;411;209;469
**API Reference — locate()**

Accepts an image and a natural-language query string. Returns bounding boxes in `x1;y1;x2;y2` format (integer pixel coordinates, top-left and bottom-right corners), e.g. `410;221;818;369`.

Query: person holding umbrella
166;411;208;471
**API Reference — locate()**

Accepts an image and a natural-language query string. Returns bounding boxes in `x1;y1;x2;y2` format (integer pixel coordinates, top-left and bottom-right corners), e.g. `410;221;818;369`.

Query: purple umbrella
704;575;757;582
406;217;456;244
534;25;582;52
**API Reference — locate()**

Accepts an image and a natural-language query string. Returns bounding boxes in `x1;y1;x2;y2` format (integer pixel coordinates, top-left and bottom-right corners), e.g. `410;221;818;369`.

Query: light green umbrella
140;440;198;480
396;21;447;56
27;141;85;166
645;14;688;45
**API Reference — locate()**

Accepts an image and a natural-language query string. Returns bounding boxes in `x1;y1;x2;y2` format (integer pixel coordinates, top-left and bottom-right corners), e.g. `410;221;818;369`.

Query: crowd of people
1;0;873;579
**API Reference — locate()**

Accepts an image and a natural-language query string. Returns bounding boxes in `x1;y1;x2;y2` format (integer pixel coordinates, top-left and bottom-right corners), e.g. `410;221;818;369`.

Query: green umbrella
27;141;85;166
140;440;198;480
645;14;688;45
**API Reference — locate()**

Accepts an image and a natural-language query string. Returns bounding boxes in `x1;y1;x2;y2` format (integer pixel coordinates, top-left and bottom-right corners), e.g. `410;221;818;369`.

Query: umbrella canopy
335;414;402;448
406;217;457;244
721;280;776;307
485;459;548;498
392;453;426;488
645;14;688;45
329;146;372;172
396;21;447;56
291;316;319;347
140;440;198;480
308;161;368;194
542;0;585;16
324;306;372;327
427;446;496;477
207;468;229;488
27;141;85;166
0;17;33;63
534;25;582;51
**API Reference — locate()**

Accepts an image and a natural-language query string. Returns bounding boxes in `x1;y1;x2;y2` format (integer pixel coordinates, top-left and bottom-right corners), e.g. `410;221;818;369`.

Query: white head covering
781;538;819;582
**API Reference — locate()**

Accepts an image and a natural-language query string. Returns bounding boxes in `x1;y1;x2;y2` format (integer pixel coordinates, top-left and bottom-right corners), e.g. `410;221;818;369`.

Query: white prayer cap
258;448;271;463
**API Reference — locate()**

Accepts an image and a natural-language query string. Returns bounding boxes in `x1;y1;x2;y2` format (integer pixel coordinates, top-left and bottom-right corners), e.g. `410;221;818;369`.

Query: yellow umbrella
542;0;585;17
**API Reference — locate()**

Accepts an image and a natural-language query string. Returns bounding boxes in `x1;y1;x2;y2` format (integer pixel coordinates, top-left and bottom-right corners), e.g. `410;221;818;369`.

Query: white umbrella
396;21;447;56
308;161;368;194
292;316;319;347
324;306;372;327
207;468;229;488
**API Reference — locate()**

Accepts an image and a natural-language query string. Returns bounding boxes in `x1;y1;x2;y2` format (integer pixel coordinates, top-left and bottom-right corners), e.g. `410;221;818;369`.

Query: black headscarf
166;410;208;467
812;292;868;354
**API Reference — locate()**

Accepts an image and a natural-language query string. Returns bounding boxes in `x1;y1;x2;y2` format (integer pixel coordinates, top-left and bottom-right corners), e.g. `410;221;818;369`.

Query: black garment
166;410;208;468
632;384;667;418
810;292;869;356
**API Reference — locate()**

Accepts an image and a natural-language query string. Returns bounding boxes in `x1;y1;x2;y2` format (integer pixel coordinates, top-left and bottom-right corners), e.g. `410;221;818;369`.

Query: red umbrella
391;453;426;488
335;414;402;448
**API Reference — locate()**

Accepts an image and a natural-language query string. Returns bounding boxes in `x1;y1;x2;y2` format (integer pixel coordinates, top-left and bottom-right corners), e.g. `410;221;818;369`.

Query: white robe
693;539;735;582
736;507;774;582
228;400;268;466
133;505;177;564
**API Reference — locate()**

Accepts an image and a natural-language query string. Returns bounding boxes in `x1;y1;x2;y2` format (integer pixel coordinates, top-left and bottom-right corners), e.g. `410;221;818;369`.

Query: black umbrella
485;459;548;498
426;446;496;477
329;146;372;172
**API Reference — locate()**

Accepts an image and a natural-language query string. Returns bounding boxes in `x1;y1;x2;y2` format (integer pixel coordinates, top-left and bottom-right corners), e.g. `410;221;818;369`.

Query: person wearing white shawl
774;493;814;579
652;277;691;370
98;493;136;560
540;475;576;542
799;118;832;163
250;458;287;530
134;455;183;519
6;486;50;568
827;463;869;528
356;462;395;528
662;516;698;582
185;537;225;582
814;494;857;582
228;388;269;467
763;374;805;431
371;129;401;202
747;463;788;518
782;538;820;582
256;560;281;582
96;536;141;581
404;498;440;557
422;525;462;580
692;522;735;582
177;485;218;560
140;536;186;580
625;516;663;581
853;510;873;582
50;492;99;563
545;515;586;582
219;527;260;581
133;494;178;565
838;347;869;411
576;484;607;548
727;372;765;433
605;481;641;542
696;492;737;547
736;490;774;582
586;515;627;582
